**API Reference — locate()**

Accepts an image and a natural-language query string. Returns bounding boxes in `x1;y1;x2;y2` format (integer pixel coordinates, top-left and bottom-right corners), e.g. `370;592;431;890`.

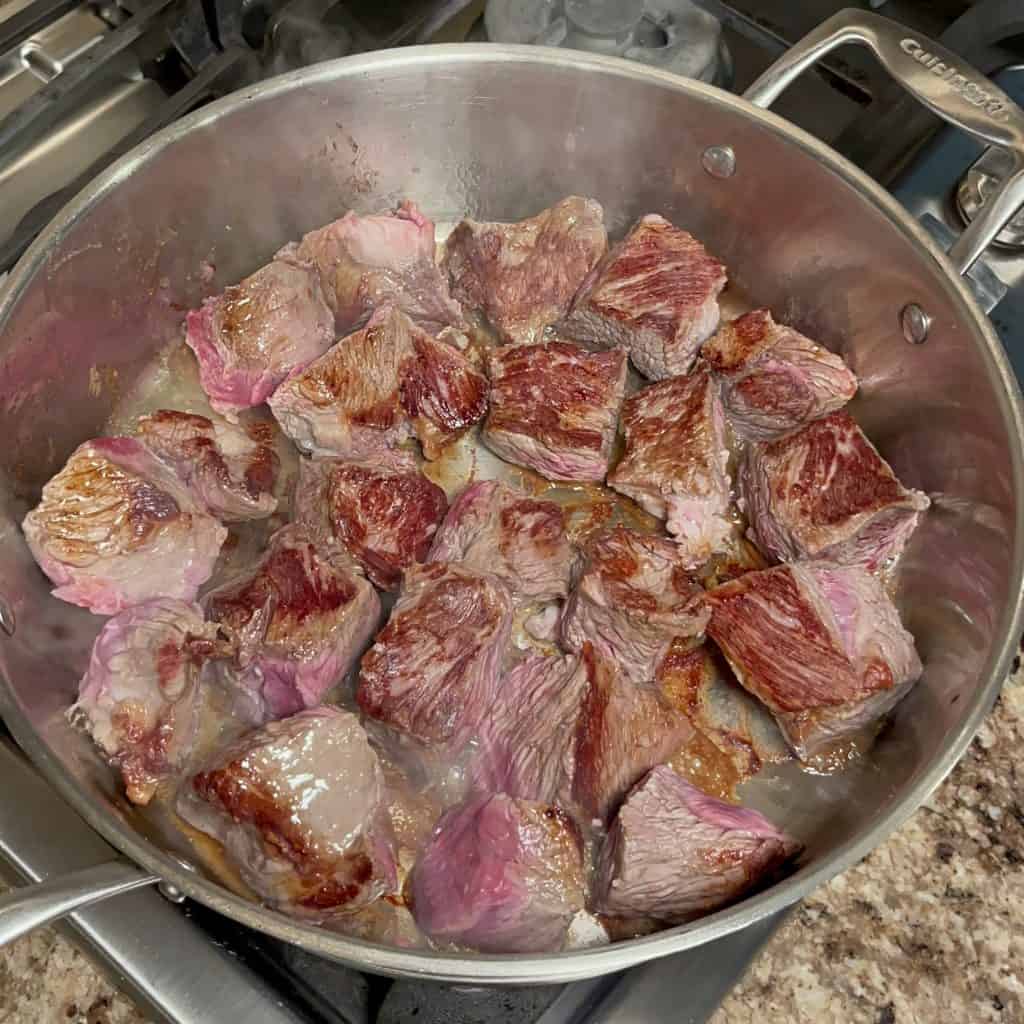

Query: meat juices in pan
562;213;726;380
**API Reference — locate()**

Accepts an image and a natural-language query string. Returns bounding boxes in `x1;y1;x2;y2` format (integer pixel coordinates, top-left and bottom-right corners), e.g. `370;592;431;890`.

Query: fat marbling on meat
740;410;930;571
706;561;922;761
595;766;799;923
562;214;726;380
283;199;463;333
74;597;222;805
560;525;709;685
702;309;857;441
408;794;584;953
483;340;627;482
137;410;278;522
296;455;447;591
184;257;335;418
180;706;397;918
22;437;226;615
609;368;731;568
442;195;607;345
469;653;588;804
269;305;486;460
357;562;513;752
573;647;694;824
204;524;380;721
426;480;575;604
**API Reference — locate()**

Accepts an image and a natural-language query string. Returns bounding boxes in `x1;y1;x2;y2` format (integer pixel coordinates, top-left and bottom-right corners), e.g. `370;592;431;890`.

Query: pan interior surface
0;47;1021;983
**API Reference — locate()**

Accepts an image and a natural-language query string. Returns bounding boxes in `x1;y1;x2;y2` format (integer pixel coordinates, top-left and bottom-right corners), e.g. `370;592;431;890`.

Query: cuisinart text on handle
900;38;1009;121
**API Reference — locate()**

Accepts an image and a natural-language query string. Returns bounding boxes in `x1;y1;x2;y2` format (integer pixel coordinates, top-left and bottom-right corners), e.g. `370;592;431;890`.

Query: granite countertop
2;662;1021;1024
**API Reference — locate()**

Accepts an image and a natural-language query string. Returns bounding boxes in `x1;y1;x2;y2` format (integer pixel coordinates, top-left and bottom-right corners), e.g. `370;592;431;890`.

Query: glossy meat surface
562;214;726;380
357;562;513;750
702;309;857;440
740;410;930;571
426;480;575;603
609;369;731;567
706;561;922;759
595;766;799;922
443;196;607;345
181;707;397;917
561;525;709;684
483;340;627;482
22;437;226;615
75;597;221;804
409;794;584;952
205;525;380;721
296;456;447;591
285;199;463;332
184;258;335;417
137;409;278;521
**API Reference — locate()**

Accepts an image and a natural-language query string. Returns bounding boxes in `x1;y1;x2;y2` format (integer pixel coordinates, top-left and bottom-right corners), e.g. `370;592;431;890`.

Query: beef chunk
185;258;335;417
740;410;929;571
409;794;584;953
426;480;575;604
205;525;380;721
443;195;607;345
137;410;278;522
181;707;397;918
483;340;627;482
562;214;726;380
706;561;922;760
284;199;462;332
657;640;789;780
573;648;694;823
22;438;226;615
469;653;588;803
74;598;221;805
357;562;513;751
609;368;731;567
269;306;486;460
561;526;709;684
296;456;447;591
702;309;857;440
595;766;799;923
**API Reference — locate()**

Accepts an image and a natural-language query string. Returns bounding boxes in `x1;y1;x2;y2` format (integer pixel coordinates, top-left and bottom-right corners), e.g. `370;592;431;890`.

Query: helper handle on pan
0;860;158;947
744;7;1024;277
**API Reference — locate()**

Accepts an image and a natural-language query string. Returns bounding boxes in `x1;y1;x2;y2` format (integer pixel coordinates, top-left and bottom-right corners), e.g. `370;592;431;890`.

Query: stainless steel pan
0;8;1022;985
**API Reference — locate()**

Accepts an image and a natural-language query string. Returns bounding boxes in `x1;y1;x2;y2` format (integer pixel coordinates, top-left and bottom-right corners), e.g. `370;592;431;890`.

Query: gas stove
2;2;1023;1022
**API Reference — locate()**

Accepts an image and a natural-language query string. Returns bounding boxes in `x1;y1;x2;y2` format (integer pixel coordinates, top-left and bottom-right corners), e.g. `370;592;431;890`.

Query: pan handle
743;7;1024;277
0;860;158;947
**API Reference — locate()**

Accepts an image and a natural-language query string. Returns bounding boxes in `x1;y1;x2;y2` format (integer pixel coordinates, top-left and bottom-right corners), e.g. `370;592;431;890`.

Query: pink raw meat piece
204;524;380;721
180;707;397;919
22;437;226;615
702;308;858;441
609;368;731;568
706;560;922;760
184;257;335;418
595;765;800;922
483;340;627;482
560;525;709;684
409;793;584;953
284;199;463;332
137;409;278;522
426;480;575;604
562;214;726;380
739;410;930;572
443;196;607;345
74;597;222;805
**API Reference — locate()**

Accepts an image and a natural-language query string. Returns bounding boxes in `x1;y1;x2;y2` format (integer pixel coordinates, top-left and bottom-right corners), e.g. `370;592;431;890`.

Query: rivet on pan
0;596;14;637
158;880;186;904
701;145;736;179
900;303;931;344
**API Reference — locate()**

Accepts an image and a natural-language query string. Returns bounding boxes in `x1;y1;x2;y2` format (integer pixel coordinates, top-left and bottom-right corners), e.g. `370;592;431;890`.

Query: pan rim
1;42;1022;984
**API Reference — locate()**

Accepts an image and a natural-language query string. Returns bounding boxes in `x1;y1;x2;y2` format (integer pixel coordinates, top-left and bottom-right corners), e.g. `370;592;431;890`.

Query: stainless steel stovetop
2;2;1024;1022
